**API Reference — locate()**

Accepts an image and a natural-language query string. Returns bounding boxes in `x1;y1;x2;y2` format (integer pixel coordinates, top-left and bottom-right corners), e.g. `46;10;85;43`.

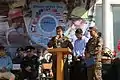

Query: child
73;28;89;59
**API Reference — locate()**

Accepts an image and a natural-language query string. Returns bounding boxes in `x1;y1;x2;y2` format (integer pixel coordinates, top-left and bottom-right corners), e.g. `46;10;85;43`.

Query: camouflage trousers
87;62;102;80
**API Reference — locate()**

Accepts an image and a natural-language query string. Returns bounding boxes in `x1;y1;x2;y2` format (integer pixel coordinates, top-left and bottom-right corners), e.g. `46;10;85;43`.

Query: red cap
8;9;23;19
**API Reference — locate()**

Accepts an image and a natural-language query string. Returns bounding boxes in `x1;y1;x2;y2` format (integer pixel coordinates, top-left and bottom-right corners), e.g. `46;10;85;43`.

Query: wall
112;6;120;50
95;5;103;32
95;5;120;51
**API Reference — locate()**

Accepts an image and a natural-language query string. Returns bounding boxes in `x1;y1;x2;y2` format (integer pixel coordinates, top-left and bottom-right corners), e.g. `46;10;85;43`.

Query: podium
48;48;72;80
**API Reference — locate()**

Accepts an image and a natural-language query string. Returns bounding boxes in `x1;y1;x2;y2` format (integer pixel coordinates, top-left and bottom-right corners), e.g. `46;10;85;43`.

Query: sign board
27;1;67;46
12;64;21;70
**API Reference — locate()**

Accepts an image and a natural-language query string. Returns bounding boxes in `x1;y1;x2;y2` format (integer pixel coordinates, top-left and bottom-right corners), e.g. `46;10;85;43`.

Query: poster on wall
27;1;67;47
6;9;29;46
64;19;90;45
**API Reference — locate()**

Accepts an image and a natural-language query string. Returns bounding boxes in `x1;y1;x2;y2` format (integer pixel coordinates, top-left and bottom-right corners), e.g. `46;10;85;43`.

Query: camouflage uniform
85;37;103;80
47;35;73;80
48;36;73;49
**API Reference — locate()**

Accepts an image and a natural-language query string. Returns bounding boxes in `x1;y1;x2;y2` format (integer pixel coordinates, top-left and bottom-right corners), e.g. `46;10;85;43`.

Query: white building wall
95;5;103;32
95;4;120;51
112;6;120;50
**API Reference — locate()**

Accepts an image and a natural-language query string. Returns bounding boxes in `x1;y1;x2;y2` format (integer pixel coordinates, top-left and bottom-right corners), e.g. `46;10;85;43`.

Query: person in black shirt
21;46;39;80
12;47;25;80
47;26;73;80
13;47;25;64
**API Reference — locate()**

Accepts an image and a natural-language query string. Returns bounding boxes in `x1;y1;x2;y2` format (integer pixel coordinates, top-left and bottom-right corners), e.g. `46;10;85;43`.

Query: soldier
47;26;73;80
21;46;39;80
85;27;103;80
13;47;25;64
48;26;73;49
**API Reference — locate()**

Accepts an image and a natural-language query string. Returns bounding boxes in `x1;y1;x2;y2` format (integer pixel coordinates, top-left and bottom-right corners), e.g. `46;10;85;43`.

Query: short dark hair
17;47;24;52
0;46;5;50
56;26;64;31
98;32;102;37
88;27;98;32
75;28;83;34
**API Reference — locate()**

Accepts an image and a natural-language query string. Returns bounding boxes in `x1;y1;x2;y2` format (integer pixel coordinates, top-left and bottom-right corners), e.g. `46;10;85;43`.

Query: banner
64;19;91;45
7;9;29;46
27;1;67;47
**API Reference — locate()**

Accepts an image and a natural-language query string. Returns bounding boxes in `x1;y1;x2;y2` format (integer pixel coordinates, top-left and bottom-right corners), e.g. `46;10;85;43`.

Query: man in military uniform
48;26;73;49
47;26;73;80
21;46;39;80
85;27;103;80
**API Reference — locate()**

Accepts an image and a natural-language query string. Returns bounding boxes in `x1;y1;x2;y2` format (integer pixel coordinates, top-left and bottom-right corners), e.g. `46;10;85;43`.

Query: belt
89;56;102;62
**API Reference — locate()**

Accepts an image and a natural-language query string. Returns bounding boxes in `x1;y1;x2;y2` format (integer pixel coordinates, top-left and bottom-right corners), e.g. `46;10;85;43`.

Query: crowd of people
0;45;41;80
0;25;104;80
47;25;103;80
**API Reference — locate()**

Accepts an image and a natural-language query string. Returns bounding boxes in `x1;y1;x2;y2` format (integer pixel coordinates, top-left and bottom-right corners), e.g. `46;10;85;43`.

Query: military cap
25;46;35;52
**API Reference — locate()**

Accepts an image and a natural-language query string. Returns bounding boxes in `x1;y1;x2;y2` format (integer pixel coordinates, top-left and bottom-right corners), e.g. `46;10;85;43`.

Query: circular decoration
39;15;57;33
